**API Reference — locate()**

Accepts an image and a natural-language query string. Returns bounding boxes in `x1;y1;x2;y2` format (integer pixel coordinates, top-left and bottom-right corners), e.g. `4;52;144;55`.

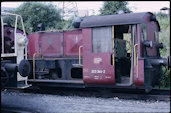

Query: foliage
61;17;75;30
12;2;62;33
2;2;77;33
161;67;170;88
156;12;170;88
2;15;15;27
99;1;131;15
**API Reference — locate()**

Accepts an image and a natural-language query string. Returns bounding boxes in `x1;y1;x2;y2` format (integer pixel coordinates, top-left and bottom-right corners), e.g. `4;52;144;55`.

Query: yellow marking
33;53;43;80
33;53;37;80
112;26;115;66
134;44;138;65
133;44;138;79
79;46;83;65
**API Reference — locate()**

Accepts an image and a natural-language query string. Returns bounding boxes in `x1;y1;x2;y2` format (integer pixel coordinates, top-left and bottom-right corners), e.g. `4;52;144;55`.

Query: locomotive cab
80;12;170;92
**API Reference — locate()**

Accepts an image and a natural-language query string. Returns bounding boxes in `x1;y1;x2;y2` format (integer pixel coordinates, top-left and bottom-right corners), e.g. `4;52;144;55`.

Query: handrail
134;44;138;79
136;52;139;79
33;53;37;80
112;26;115;66
79;46;83;65
1;12;22;16
1;12;26;36
33;53;43;80
14;16;18;55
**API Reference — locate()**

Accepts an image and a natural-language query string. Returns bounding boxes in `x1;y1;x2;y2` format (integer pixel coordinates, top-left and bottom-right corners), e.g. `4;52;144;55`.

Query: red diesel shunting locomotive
1;12;170;92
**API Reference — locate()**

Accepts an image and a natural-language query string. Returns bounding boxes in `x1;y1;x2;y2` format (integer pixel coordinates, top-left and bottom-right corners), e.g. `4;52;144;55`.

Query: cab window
141;23;147;41
92;26;112;53
154;28;159;42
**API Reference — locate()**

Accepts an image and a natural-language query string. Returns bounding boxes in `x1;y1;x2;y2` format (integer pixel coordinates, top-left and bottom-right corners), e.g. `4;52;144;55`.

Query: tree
13;2;62;33
99;1;131;15
156;12;170;88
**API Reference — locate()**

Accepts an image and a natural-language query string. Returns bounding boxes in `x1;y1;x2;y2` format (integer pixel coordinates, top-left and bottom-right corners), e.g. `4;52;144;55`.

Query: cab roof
80;12;160;31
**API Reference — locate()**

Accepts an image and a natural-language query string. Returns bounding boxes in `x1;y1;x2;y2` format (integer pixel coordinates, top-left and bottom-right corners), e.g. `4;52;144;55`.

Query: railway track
2;86;170;102
1;87;170;113
1;106;32;113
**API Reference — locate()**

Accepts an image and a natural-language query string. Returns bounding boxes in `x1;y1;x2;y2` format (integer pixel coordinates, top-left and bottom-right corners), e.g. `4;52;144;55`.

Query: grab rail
79;46;83;65
134;44;138;79
33;53;43;80
112;26;115;66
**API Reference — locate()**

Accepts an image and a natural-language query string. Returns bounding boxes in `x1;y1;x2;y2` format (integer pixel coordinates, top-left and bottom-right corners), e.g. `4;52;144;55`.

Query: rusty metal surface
80;12;158;28
28;33;39;58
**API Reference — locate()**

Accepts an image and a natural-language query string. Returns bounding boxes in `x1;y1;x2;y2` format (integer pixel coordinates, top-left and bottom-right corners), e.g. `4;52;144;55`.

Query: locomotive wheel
1;67;9;88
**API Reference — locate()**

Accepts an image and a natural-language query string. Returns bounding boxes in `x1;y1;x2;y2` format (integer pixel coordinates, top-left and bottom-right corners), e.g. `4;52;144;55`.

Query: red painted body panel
134;21;159;86
137;24;143;57
146;21;158;56
41;32;63;57
28;30;84;58
134;59;144;86
64;29;83;56
83;53;115;84
82;28;115;84
28;32;63;58
134;24;144;86
28;33;39;57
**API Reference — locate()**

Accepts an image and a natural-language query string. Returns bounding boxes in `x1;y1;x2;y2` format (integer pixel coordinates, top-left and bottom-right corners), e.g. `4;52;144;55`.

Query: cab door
133;24;145;86
133;22;160;88
82;27;115;84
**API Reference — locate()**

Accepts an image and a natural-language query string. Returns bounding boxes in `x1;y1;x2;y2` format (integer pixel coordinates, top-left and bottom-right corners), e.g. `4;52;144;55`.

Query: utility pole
60;2;78;20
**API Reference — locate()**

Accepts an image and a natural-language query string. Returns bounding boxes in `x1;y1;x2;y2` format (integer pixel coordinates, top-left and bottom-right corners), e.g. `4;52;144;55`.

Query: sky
1;1;170;15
